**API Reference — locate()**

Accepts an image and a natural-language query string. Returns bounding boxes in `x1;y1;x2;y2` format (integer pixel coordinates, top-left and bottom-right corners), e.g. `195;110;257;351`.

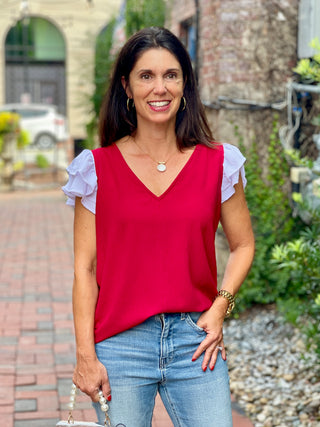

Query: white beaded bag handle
56;383;112;427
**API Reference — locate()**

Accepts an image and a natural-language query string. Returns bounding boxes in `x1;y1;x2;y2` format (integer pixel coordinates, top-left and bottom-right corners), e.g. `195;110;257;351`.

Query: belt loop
181;313;186;320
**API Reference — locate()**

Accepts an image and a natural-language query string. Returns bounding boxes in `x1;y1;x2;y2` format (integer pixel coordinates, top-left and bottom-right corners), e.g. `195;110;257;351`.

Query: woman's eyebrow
136;68;181;73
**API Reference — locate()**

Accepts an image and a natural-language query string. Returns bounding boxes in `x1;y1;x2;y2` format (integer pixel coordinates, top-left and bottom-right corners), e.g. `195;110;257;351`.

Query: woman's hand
191;303;227;371
73;354;111;402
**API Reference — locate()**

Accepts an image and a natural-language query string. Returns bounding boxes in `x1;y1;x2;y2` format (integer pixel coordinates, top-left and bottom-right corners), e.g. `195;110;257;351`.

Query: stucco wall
0;0;121;139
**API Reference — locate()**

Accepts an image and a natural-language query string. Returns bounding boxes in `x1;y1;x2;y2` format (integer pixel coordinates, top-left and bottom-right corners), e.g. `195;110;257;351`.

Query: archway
5;17;66;114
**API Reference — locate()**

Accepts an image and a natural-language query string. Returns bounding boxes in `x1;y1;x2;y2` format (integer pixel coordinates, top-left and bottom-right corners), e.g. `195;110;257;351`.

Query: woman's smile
147;100;171;111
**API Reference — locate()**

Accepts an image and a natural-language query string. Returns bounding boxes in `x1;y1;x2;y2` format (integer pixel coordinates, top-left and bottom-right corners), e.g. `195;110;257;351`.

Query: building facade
1;0;319;153
167;0;303;150
0;0;122;140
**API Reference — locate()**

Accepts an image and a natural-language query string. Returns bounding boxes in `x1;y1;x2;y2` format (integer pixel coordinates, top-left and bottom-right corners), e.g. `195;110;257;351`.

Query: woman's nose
153;77;167;94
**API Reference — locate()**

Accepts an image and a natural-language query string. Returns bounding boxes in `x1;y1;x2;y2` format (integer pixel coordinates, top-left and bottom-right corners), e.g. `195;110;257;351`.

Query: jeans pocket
185;312;205;334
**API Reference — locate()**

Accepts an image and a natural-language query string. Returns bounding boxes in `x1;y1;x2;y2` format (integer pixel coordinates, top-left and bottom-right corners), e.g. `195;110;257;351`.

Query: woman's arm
72;197;111;401
192;176;255;370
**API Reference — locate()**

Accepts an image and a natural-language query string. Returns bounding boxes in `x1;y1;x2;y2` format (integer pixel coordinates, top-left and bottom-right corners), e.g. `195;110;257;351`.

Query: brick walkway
0;190;253;427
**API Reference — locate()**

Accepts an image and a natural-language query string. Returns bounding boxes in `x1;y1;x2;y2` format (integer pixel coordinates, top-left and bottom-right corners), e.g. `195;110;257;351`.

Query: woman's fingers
208;343;226;370
73;360;111;402
101;376;112;402
202;341;225;371
192;338;226;371
191;334;215;363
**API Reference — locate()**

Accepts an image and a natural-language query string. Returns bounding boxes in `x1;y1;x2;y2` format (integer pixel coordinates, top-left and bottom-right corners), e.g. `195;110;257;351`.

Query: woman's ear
121;76;132;98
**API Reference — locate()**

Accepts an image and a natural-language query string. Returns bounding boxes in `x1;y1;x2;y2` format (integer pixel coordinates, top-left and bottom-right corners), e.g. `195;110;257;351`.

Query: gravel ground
224;306;319;427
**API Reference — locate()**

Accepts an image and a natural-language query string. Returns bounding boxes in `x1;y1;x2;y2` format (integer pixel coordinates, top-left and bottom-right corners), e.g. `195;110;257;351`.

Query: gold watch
217;290;235;317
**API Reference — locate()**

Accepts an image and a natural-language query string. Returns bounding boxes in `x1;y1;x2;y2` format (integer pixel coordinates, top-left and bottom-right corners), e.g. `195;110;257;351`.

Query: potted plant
293;38;320;84
0;111;29;190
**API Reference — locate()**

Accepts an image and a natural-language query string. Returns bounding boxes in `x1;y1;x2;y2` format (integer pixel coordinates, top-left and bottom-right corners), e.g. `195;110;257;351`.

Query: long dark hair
99;26;214;148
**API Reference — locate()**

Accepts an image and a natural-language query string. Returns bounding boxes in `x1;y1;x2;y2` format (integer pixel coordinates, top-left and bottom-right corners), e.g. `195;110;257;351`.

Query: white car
0;103;69;149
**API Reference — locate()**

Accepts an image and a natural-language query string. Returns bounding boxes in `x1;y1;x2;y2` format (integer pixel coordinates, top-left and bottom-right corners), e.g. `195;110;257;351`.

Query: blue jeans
93;312;232;427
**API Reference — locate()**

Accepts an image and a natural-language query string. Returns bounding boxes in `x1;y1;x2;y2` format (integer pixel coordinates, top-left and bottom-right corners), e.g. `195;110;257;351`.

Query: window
5;17;65;63
298;0;320;58
180;18;197;65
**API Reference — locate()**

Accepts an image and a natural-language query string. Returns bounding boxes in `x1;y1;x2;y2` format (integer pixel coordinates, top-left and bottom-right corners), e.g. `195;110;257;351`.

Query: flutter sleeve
61;149;97;214
222;143;247;203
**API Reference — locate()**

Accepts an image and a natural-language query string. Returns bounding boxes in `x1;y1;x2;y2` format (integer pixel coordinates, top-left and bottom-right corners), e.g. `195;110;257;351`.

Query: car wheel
35;133;56;149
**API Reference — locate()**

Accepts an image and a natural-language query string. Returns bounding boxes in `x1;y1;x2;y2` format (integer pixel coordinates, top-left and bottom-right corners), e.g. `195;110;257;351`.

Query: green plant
17;129;30;149
293;37;320;83
125;0;166;37
234;115;303;311
272;202;320;359
35;154;50;169
0;111;30;152
83;18;117;150
284;148;314;168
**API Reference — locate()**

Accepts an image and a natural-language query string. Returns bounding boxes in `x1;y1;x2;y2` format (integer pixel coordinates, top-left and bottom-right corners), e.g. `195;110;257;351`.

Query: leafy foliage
35;153;50;169
284;149;314;169
84;18;116;149
272;201;320;358
293;37;320;83
0;112;29;152
235;116;320;359
125;0;166;37
235;115;303;311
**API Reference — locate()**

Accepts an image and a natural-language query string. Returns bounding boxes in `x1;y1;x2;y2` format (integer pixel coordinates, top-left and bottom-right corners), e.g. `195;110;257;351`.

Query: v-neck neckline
112;143;199;200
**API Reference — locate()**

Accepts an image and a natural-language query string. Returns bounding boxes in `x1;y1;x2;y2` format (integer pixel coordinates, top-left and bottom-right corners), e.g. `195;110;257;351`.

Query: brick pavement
0;190;253;427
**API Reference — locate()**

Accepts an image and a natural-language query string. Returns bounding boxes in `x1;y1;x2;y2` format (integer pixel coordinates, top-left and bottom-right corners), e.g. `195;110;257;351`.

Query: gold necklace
133;139;177;172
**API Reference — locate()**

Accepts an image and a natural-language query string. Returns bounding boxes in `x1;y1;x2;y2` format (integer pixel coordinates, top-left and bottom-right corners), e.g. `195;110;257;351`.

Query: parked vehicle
0;103;69;149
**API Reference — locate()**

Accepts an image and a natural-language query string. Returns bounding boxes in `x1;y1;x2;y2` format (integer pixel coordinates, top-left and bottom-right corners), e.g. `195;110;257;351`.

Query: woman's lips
148;100;171;111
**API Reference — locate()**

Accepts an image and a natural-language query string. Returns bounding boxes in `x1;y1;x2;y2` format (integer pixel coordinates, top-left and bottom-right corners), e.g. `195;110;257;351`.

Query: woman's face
123;48;184;128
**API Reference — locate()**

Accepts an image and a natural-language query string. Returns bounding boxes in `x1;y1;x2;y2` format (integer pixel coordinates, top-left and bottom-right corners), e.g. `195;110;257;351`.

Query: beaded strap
67;383;112;427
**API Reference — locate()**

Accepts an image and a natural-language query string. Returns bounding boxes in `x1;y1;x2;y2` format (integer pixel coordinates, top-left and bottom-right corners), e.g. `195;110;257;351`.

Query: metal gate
5;63;66;115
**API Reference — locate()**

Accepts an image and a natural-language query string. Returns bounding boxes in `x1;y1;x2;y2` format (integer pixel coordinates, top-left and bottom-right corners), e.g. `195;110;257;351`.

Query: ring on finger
217;346;223;351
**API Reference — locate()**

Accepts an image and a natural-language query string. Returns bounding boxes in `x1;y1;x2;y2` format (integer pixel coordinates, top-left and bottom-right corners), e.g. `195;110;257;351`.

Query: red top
91;143;224;342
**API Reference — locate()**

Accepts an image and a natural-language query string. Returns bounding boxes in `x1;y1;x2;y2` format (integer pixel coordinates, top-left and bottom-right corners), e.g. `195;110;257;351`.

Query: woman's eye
166;73;177;79
141;74;151;80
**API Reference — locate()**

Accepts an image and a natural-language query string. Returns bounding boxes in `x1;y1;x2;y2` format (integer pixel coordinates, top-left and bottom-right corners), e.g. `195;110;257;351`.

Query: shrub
35;154;50;169
272;201;320;359
235;115;304;311
235;115;320;361
0;112;29;152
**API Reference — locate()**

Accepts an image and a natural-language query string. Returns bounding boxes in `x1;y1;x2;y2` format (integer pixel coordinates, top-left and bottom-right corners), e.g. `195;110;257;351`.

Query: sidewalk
0;189;254;427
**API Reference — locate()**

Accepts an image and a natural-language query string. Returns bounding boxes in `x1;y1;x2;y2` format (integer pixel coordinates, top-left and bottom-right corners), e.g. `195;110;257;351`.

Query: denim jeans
93;312;232;427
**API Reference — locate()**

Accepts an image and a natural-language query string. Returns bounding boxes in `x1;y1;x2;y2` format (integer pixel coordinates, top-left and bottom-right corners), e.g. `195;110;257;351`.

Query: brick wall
166;0;195;35
167;0;299;146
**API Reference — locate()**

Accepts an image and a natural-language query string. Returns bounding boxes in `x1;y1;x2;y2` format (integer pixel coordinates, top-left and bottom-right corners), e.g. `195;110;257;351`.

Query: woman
63;26;255;427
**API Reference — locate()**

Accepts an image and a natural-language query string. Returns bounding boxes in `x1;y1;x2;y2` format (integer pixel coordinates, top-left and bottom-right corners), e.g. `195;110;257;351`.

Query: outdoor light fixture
19;0;29;15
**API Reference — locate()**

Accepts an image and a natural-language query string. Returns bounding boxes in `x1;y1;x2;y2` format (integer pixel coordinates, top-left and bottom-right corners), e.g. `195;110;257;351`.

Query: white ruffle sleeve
62;149;97;214
221;143;247;203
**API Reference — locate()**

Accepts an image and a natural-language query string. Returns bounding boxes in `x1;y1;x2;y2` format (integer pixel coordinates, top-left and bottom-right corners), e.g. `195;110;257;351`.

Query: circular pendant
157;163;167;172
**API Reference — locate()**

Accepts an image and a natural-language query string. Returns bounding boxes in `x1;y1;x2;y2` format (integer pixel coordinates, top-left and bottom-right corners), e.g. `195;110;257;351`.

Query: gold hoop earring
181;96;186;111
127;98;135;111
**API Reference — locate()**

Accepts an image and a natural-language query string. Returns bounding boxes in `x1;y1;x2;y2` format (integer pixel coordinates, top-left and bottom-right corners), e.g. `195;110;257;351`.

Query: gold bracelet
217;289;235;317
